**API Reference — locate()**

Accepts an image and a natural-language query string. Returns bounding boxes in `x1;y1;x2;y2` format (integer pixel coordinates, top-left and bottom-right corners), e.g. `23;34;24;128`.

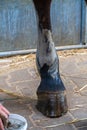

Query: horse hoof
36;91;68;118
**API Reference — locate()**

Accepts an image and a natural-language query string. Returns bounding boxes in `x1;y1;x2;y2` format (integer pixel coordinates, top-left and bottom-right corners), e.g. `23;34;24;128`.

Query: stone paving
0;49;87;130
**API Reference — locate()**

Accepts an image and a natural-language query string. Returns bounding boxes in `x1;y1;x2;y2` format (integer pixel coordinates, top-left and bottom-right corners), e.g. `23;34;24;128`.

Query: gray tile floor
0;49;87;130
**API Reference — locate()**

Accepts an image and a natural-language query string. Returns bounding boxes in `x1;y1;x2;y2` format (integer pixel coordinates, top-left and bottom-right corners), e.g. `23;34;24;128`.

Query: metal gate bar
0;45;87;58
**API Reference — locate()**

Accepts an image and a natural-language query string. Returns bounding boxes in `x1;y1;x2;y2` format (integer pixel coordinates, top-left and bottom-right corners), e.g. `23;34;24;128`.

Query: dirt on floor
0;49;87;75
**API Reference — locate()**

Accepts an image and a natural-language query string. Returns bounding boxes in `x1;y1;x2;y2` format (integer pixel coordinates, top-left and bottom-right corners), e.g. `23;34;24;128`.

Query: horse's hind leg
33;0;68;117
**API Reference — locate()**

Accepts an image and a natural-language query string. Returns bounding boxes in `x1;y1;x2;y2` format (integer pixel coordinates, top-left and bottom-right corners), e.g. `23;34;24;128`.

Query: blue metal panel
0;0;38;51
80;0;86;44
51;0;83;46
0;0;86;51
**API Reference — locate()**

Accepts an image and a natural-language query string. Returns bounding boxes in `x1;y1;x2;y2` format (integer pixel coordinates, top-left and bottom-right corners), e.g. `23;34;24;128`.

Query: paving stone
70;74;87;89
0;50;87;130
70;108;87;119
59;55;83;75
11;80;40;99
46;124;75;130
0;75;9;88
67;93;87;110
80;90;87;96
28;67;40;80
29;127;43;130
60;55;87;78
0;92;16;101
73;119;87;128
8;69;34;83
78;126;87;130
31;112;73;128
0;75;19;94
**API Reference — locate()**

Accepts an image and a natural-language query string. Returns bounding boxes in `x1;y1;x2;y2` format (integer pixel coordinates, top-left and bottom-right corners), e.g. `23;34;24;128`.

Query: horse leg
33;0;68;117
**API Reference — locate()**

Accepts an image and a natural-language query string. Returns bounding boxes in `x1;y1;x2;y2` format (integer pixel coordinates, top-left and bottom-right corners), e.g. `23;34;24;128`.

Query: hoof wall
36;91;68;118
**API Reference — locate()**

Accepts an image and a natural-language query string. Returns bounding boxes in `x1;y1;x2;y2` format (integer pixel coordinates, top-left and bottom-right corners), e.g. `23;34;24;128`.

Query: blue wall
0;0;85;52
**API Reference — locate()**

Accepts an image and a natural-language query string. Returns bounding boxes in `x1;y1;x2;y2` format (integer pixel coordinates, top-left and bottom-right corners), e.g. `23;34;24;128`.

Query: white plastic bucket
5;114;28;130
